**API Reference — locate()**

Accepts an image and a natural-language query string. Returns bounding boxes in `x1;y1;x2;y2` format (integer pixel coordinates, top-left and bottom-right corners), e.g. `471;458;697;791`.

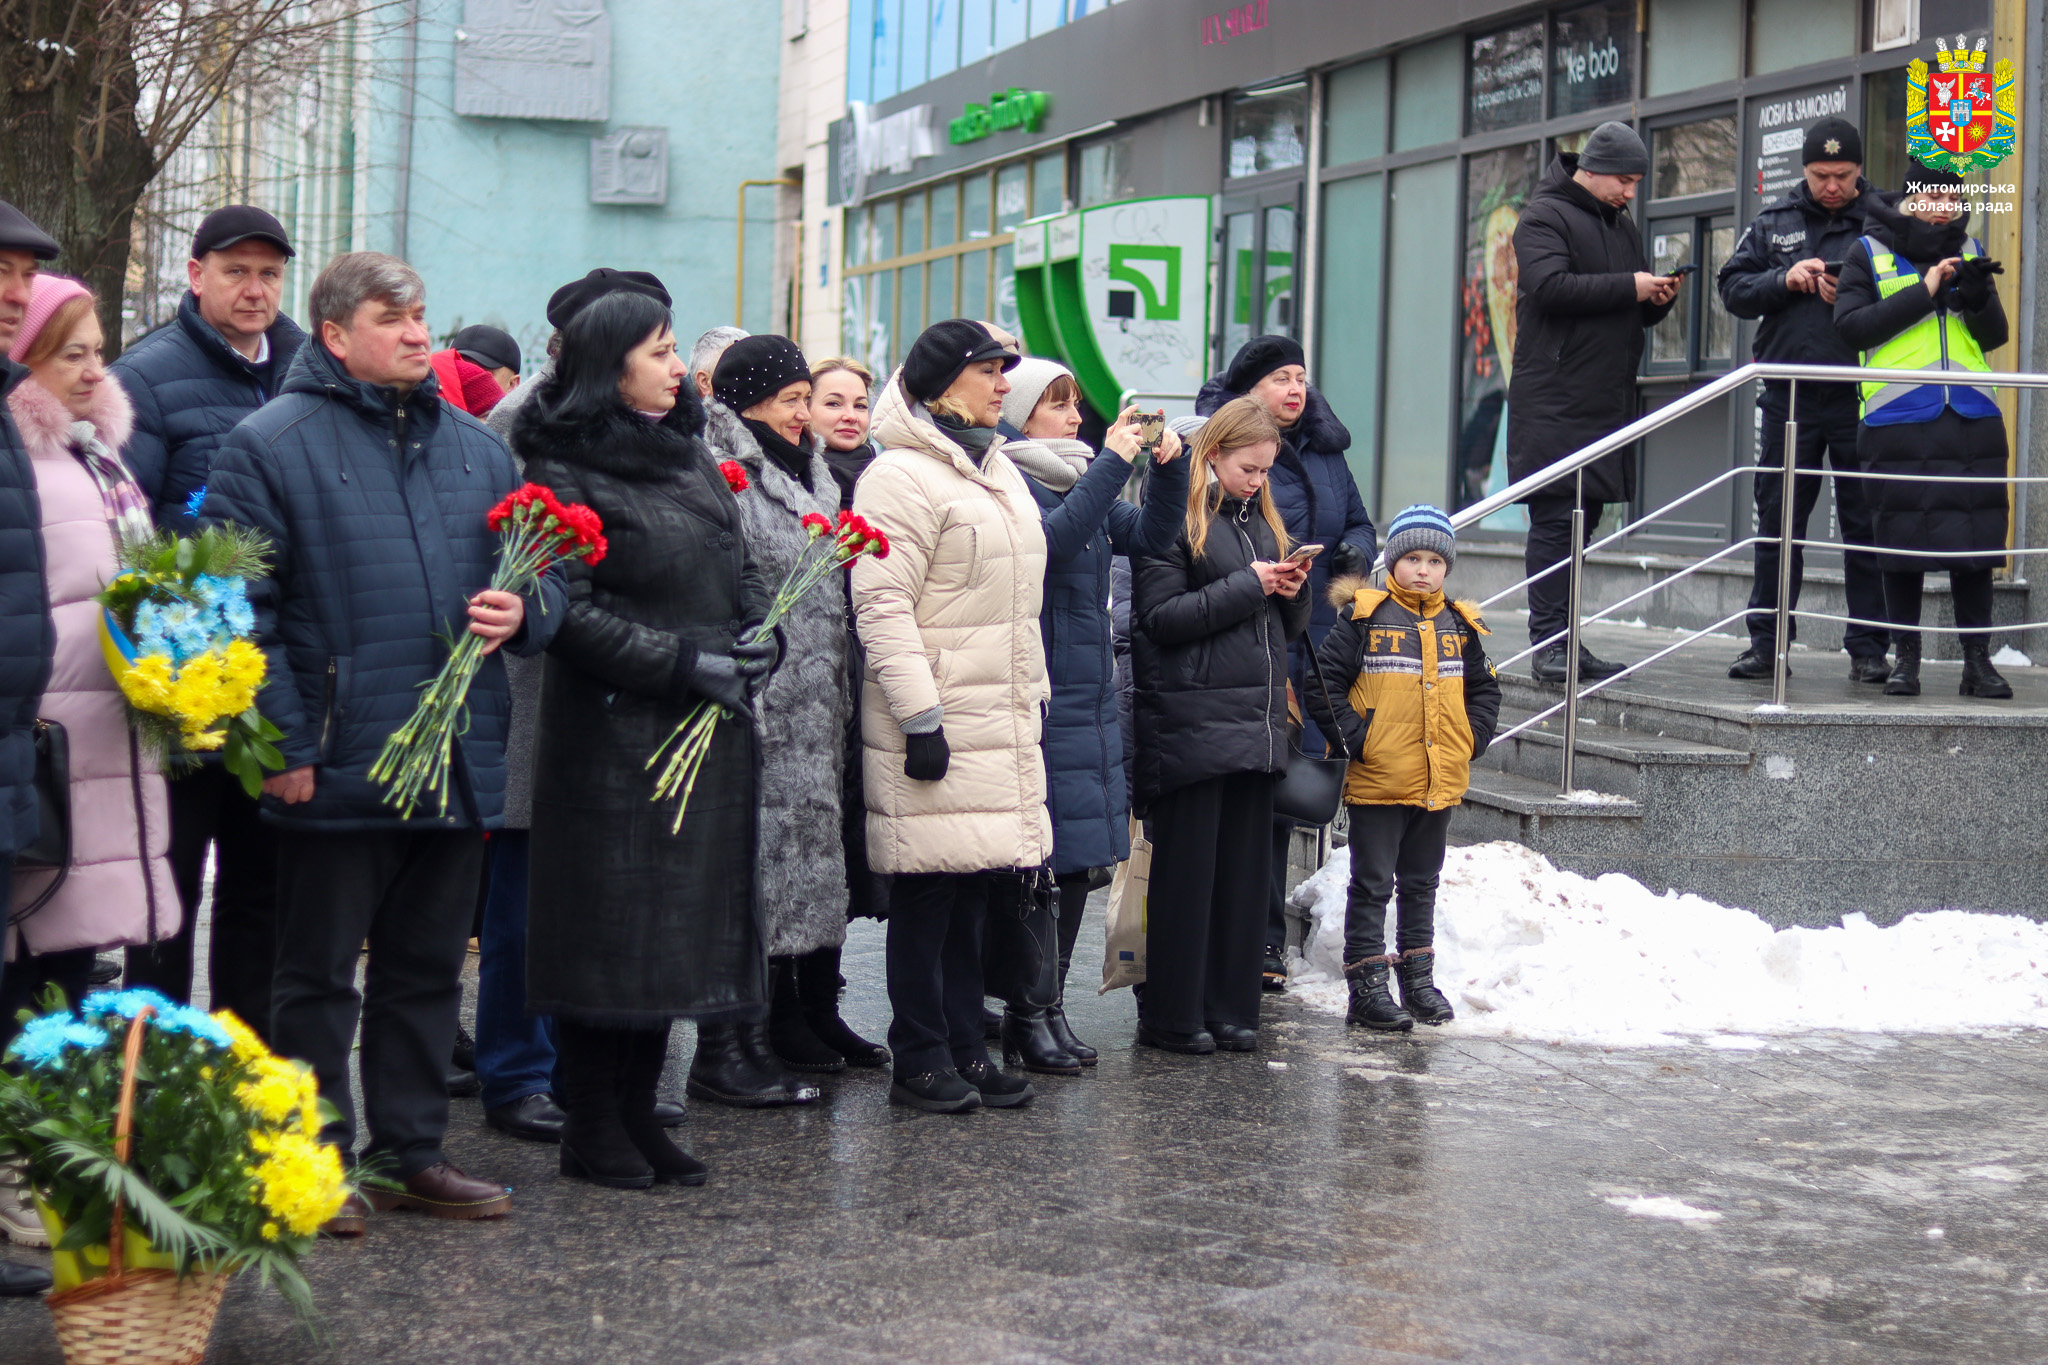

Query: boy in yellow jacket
1305;505;1500;1031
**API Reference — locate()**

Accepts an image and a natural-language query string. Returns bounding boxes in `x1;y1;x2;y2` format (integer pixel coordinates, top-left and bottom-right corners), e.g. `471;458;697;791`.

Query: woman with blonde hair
1129;396;1310;1055
809;356;878;507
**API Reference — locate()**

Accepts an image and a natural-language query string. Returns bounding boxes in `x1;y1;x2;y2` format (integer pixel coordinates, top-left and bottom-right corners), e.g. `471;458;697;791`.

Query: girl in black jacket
1131;397;1311;1054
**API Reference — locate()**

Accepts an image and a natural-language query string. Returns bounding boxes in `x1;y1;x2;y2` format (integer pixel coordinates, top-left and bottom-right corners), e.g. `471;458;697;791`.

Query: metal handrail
1428;360;2048;795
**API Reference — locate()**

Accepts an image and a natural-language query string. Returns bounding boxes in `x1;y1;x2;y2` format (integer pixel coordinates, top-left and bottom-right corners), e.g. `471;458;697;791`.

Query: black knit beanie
713;334;812;414
1220;334;1306;395
1802;117;1863;166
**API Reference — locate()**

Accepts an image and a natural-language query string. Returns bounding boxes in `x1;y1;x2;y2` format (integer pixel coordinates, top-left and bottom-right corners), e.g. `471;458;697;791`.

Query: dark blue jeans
475;831;557;1109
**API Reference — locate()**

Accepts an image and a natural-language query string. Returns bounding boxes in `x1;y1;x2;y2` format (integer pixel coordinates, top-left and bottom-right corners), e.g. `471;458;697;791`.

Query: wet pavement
6;905;2048;1363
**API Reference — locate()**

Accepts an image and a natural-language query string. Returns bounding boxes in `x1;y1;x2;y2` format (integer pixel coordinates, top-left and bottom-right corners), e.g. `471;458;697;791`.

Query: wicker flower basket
40;1010;229;1365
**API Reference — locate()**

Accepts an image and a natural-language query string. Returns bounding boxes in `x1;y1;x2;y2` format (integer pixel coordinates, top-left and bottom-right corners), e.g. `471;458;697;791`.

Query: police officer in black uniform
1718;115;1891;683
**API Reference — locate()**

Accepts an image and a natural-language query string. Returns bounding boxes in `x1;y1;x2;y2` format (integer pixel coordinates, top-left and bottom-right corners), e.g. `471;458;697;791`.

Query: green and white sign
1011;195;1211;418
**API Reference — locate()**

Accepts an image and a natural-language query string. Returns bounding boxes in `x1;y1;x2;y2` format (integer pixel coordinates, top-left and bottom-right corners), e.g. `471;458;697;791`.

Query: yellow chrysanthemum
211;1010;268;1065
221;639;266;706
247;1130;348;1238
169;651;230;725
261;1221;280;1241
236;1056;304;1126
119;654;177;715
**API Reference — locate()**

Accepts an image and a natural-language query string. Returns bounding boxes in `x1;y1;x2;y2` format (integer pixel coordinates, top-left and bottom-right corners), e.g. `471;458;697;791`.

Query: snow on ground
1992;644;2034;668
1286;841;2048;1046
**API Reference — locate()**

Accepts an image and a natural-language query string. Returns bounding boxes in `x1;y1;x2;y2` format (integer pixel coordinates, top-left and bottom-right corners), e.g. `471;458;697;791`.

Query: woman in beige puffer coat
850;320;1049;1116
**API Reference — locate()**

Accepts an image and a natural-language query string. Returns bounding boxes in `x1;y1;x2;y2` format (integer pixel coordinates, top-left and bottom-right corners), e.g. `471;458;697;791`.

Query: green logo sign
1107;245;1182;322
948;89;1050;145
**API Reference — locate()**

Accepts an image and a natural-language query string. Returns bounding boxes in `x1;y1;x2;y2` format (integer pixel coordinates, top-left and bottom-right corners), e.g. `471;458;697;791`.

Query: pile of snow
1992;644;2033;668
1286;841;2048;1046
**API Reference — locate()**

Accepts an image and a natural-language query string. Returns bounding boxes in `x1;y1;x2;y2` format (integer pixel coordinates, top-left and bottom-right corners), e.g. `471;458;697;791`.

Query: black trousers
0;945;93;1055
1745;386;1888;658
1055;872;1090;985
1144;772;1275;1034
1343;804;1454;962
272;828;484;1177
885;872;992;1077
1883;567;1995;634
1524;486;1610;646
124;764;281;1039
1267;822;1291;952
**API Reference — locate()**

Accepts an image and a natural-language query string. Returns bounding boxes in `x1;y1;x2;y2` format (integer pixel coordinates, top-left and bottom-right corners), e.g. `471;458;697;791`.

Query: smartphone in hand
1666;263;1700;278
1132;411;1165;453
1285;543;1325;566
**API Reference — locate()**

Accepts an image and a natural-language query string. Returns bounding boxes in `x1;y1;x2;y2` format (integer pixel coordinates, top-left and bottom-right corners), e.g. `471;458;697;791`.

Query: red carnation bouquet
649;509;889;828
372;483;607;816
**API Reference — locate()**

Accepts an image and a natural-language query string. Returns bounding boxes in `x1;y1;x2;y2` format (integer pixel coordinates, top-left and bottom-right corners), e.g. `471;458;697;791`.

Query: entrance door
1219;183;1302;368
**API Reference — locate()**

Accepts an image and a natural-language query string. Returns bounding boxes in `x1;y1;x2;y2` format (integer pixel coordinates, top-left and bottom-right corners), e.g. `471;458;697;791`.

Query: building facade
799;0;2030;553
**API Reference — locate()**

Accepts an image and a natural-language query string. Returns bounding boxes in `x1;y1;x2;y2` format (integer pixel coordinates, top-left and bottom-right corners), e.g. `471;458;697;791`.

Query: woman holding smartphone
1130;396;1310;1055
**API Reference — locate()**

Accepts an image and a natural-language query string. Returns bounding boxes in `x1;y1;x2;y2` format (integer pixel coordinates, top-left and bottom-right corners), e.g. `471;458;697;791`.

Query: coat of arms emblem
1907;36;2018;174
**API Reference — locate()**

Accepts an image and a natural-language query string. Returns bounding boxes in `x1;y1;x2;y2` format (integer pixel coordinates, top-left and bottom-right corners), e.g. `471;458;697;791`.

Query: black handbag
1273;654;1349;827
11;718;71;922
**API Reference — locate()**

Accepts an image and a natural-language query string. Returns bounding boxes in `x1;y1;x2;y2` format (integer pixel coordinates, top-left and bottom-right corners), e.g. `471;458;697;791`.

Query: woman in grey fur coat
705;335;889;1080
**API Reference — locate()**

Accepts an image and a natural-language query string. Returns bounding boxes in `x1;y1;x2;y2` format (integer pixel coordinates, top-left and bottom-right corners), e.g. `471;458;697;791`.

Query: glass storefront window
1648;222;1694;365
1646;0;1738;96
870;199;898;264
867;268;894;377
1864;68;1913;193
842;274;865;358
929;255;956;324
1263;204;1297;333
1032;151;1066;217
1324;58;1387;166
1749;0;1854;75
1380;158;1459;516
1228;82;1307;177
845;207;868;267
1222;212;1256;361
1468;21;1544;134
900;191;927;256
901;263;925;340
963;174;991;240
1457;144;1539;514
931;182;957;249
1551;0;1634;117
993;242;1018;333
1079;136;1136;206
960;249;988;322
1702;218;1736;362
1319;173;1383;505
996;162;1029;229
1394;38;1461;151
1653;116;1737;199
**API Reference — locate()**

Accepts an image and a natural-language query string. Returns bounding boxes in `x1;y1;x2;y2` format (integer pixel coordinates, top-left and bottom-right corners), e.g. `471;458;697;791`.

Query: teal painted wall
358;1;782;368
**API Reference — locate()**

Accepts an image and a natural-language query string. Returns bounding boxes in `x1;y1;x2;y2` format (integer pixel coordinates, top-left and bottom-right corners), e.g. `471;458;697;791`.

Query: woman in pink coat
0;275;177;1026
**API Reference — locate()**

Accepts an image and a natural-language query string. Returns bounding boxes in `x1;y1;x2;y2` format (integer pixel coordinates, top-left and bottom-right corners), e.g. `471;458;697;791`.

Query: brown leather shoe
363;1162;511;1220
321;1191;370;1237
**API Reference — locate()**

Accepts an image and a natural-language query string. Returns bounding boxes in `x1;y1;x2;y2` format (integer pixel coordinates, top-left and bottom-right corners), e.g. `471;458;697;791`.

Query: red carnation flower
801;512;831;537
720;461;750;494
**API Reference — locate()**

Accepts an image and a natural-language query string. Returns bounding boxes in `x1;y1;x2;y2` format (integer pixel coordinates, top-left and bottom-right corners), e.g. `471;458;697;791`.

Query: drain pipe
392;0;421;259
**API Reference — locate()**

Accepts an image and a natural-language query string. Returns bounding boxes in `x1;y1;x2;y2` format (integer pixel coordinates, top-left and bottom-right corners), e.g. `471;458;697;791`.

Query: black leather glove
689;653;754;719
731;630;780;679
1949;256;2003;312
903;728;950;781
1328;541;1368;579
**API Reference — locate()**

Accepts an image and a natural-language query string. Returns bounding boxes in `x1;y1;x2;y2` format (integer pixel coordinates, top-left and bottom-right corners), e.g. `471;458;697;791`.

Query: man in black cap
1718;115;1890;684
111;205;306;1042
1508;121;1678;682
0;200;58;1299
451;323;522;395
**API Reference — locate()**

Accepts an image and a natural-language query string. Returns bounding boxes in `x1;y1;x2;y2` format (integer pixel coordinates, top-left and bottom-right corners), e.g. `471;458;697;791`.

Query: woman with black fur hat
514;290;784;1191
1834;169;2011;699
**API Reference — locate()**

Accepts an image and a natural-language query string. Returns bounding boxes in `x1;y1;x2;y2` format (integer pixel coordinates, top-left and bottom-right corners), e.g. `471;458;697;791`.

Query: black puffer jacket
0;364;53;857
1131;497;1311;809
1717;178;1875;373
1507;154;1676;503
111;294;306;532
517;392;774;1022
202;340;561;831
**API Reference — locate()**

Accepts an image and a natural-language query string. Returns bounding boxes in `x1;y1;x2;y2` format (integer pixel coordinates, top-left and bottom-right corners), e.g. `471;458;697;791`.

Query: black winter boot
1345;958;1413;1032
769;955;846;1073
1046;887;1096;1065
987;872;1081;1076
1959;637;2014;699
1884;633;1922;696
620;1025;706;1186
554;1022;655;1189
1394;949;1456;1025
797;945;889;1068
687;1021;820;1107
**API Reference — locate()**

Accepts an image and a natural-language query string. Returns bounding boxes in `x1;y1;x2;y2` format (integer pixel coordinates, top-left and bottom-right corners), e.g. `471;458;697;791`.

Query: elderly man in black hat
1719;116;1891;684
1507;121;1678;683
0;200;59;1299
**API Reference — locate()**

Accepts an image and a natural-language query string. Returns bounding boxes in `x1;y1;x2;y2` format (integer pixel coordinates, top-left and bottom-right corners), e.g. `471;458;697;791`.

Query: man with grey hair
689;324;748;399
204;250;565;1234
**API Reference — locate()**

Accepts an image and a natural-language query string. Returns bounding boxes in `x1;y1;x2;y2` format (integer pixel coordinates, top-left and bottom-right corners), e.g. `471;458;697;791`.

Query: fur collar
1195;377;1352;455
510;386;704;484
7;374;134;462
702;395;837;517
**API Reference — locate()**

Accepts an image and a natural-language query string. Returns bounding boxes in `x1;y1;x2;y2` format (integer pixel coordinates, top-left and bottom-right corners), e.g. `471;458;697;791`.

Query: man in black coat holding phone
1507;122;1677;683
1717;116;1890;683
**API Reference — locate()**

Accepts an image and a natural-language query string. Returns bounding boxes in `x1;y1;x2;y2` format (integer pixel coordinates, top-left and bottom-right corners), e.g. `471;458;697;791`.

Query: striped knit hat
1383;503;1456;569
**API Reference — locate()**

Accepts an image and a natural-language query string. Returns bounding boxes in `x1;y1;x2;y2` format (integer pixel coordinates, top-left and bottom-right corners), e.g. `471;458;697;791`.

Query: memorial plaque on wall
1468;21;1545;133
455;0;611;122
590;127;667;205
1551;0;1634;117
1747;80;1850;208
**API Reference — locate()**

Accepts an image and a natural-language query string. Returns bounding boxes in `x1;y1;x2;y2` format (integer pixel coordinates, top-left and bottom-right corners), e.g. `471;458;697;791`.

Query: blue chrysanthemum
5;1014;109;1068
185;485;208;518
155;1004;232;1047
80;987;180;1022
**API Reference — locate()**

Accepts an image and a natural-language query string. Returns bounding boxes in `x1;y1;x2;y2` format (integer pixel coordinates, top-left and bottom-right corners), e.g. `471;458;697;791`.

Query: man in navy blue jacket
1198;335;1376;988
114;206;306;1037
204;252;563;1232
0;201;59;1300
